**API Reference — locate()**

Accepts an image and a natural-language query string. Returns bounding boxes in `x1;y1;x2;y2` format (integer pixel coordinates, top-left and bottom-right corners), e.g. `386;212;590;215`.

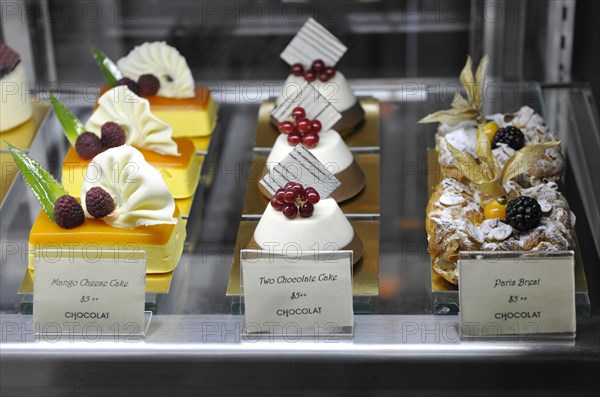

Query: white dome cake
254;197;363;265
276;71;364;134
264;128;365;202
268;81;365;202
256;146;364;264
0;42;32;132
275;18;364;134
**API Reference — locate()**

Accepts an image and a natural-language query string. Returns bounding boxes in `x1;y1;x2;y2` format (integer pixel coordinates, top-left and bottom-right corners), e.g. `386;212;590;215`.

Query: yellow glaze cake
28;208;185;274
99;85;217;139
61;138;200;199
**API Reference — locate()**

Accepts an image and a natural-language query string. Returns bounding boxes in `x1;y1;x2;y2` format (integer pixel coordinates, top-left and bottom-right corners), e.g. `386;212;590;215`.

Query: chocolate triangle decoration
271;81;341;132
280;18;347;68
260;144;341;199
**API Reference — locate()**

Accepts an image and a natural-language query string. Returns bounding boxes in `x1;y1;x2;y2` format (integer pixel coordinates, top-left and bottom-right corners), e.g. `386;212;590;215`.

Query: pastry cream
61;138;200;199
81;146;177;228
87;86;179;156
99;85;217;139
117;41;195;99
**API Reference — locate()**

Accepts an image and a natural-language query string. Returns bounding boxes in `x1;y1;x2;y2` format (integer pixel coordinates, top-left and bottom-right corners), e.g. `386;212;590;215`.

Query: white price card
459;251;575;337
33;250;146;337
241;250;353;337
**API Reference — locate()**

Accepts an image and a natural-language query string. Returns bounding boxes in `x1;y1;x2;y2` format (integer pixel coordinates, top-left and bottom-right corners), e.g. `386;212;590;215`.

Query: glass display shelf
1;82;598;396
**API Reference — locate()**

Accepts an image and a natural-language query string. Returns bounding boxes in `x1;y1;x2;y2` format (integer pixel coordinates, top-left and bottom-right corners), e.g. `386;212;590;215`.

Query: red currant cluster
291;59;336;83
277;107;322;148
270;182;321;219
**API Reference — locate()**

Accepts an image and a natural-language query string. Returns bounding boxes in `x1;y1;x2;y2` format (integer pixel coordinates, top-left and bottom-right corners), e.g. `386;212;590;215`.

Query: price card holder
240;249;354;339
458;251;576;339
33;249;150;339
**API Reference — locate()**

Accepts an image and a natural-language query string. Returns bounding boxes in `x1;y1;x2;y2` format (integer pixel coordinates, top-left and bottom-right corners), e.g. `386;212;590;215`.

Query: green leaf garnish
6;142;67;221
48;92;85;147
90;44;123;86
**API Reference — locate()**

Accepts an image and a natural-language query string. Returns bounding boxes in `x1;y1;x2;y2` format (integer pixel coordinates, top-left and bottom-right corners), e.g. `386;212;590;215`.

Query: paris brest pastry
419;55;564;187
255;146;364;264
425;132;575;285
264;82;365;202
52;86;200;199
275;18;364;134
0;42;33;132
7;143;185;274
93;42;217;139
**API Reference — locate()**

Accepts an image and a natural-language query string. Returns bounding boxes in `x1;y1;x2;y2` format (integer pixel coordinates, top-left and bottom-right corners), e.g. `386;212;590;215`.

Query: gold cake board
226;220;380;297
18;268;174;295
242;154;380;216
254;98;380;149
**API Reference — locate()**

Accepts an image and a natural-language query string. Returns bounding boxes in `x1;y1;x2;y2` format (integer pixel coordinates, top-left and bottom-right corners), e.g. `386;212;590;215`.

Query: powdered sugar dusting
434;106;564;185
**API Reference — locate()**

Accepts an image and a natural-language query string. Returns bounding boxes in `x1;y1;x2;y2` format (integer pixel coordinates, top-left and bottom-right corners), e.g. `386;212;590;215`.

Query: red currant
296;118;312;134
306;189;320;204
302;132;320;148
283;189;297;203
283;204;298;219
304;71;316;82
291;183;304;195
310;120;322;133
291;107;305;120
270;197;284;211
312;59;325;72
277;121;295;134
291;63;304;77
287;132;301;146
299;202;314;217
318;73;329;82
275;188;286;202
284;182;295;189
324;67;336;79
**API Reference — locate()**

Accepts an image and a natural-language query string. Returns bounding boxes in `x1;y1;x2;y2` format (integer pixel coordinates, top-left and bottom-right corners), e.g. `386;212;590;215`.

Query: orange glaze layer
63;138;195;169
99;85;212;110
29;208;180;246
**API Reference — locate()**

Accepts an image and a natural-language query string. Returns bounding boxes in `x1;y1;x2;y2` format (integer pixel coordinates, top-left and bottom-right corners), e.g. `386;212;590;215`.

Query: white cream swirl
117;41;195;99
85;86;179;156
81;145;176;228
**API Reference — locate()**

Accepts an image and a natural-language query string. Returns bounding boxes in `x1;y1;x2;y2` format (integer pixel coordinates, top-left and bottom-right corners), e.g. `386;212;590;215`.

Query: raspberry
116;77;140;96
505;196;542;232
54;195;84;229
85;186;115;218
138;74;160;96
100;122;126;148
75;132;103;160
493;126;525;150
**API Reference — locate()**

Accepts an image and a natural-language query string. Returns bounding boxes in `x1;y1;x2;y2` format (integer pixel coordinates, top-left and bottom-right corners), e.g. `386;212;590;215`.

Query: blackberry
54;195;85;229
138;74;160;96
505;196;542;232
493;126;525;150
100;122;126;148
85;186;115;218
116;77;140;96
75;132;103;160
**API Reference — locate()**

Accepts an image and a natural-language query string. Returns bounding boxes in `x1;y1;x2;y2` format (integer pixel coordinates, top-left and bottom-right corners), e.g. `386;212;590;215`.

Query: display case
1;1;599;395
